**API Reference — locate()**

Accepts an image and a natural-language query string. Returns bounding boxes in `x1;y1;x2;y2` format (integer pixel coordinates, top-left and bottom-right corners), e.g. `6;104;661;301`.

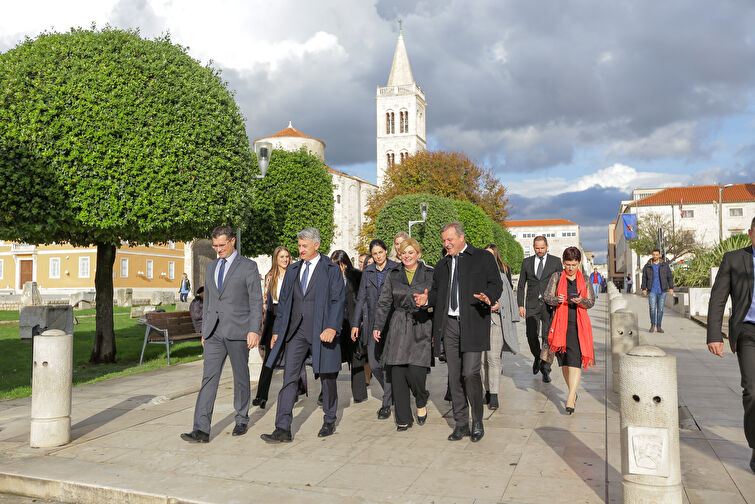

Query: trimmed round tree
243;148;334;257
0;28;256;362
452;200;495;249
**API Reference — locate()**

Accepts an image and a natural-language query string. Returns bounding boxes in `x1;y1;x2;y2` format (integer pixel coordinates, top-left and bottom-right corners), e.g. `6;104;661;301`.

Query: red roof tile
254;123;326;147
505;219;578;227
630;183;755;207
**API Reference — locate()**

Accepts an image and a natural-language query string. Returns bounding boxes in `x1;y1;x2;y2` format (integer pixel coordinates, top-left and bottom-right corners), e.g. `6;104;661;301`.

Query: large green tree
628;212;700;262
0;28;256;362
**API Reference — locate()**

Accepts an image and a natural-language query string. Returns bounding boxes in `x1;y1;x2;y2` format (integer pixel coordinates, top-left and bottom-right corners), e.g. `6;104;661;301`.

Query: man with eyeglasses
181;225;263;443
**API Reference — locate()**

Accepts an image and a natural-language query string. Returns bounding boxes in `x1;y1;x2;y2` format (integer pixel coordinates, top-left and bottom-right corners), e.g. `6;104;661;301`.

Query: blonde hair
398;238;422;255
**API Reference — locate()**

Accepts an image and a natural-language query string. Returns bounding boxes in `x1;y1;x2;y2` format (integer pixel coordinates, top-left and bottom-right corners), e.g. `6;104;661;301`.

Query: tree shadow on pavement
71;394;154;439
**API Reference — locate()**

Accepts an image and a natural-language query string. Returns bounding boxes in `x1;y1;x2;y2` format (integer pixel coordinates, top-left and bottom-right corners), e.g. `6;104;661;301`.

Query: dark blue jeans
648;292;667;328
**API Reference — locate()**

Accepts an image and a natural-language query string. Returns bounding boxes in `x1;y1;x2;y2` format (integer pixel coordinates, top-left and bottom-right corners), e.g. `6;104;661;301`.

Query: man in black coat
707;217;755;473
517;236;562;382
415;222;503;442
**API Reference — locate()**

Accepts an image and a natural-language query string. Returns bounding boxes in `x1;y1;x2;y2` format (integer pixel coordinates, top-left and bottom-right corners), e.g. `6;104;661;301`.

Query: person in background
590;268;602;300
189;286;204;333
544;247;595;415
358;253;370;271
351;239;400;419
373;238;434;431
626;273;633;294
388;231;409;262
179;273;191;302
331;250;367;403
641;248;674;333
365;255;375;268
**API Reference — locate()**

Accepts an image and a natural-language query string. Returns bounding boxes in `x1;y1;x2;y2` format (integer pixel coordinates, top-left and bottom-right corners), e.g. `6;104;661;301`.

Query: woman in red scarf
544;247;595;415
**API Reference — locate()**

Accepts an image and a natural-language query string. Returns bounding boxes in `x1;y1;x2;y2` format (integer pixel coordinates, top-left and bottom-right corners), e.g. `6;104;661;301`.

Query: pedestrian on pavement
590;268;602;299
181;226;263;443
253;246;307;409
189;286;204;333
374;238;434;431
641;249;674;333
351;239;400;420
388;231;409;262
261;228;345;443
482;244;519;411
414;222;503;442
626;273;633;294
179;273;191;302
707;216;755;473
544;247;595;415
517;235;562;383
330;250;368;403
358;253;370;271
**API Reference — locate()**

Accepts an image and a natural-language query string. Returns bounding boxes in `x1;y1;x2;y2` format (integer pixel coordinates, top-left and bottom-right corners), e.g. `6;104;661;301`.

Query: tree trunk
90;242;117;363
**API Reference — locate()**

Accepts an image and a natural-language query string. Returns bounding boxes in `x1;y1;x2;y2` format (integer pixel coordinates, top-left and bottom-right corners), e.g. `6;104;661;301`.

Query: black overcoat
427;244;503;354
350;259;400;361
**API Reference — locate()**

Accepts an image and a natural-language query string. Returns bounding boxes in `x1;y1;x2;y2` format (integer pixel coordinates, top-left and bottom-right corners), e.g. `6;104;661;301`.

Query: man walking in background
641;248;674;333
590;268;603;299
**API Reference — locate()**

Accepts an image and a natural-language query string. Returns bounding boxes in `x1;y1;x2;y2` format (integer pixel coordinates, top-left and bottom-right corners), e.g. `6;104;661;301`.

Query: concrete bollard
619;346;682;504
610;295;628;313
611;310;639;392
30;329;73;448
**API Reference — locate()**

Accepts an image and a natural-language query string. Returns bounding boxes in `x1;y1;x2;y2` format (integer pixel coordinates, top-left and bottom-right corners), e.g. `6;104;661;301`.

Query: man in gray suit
261;227;345;442
181;226;263;443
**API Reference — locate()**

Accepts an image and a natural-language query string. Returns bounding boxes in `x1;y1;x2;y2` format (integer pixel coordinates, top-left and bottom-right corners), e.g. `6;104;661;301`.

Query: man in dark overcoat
415;222;503;442
261;227;346;442
707;216;755;472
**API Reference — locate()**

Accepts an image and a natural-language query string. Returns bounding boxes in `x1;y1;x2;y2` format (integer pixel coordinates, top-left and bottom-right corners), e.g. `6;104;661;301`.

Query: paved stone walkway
0;293;752;503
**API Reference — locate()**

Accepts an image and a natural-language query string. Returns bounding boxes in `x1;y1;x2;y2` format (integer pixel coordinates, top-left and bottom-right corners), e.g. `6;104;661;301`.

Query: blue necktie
217;258;227;292
301;261;311;293
450;255;459;311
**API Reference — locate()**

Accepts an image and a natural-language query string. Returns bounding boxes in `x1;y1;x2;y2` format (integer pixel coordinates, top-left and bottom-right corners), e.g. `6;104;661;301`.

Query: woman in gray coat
373;238;434;431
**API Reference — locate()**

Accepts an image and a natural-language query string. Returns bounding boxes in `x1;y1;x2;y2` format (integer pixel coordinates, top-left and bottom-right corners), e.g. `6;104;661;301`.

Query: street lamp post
408;202;428;238
236;142;274;255
718;183;733;243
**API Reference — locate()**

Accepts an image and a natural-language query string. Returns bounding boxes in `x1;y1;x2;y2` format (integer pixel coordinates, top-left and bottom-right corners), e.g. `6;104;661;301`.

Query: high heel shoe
417;413;427;425
565;394;578;415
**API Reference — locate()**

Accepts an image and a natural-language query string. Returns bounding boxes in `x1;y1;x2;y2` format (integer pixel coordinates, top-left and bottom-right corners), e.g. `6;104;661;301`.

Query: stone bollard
610;296;628;313
30;329;73;448
611;310;639;392
619;346;682;504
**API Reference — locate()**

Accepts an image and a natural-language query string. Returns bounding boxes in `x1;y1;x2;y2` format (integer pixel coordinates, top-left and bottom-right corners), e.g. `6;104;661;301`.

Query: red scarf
548;269;594;369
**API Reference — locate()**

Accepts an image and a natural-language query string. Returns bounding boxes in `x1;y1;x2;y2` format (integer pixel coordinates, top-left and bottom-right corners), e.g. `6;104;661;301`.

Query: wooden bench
139;311;201;365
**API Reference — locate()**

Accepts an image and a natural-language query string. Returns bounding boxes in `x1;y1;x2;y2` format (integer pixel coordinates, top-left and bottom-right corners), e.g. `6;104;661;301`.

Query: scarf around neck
548;268;594;369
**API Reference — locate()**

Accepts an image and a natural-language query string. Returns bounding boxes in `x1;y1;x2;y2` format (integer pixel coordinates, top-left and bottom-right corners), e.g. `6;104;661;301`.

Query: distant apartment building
506;219;581;257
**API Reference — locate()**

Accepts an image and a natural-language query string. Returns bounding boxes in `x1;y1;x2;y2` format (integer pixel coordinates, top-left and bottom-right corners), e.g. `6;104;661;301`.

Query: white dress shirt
448;244;468;317
215;250;238;289
299;253;321;293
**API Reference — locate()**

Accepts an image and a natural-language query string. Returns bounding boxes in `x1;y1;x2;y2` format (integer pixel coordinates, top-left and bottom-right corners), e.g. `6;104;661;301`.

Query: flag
622;214;638;240
680;198;684;217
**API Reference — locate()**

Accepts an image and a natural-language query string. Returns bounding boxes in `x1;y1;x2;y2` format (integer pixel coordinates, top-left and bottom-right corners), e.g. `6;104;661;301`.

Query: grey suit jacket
202;253;263;340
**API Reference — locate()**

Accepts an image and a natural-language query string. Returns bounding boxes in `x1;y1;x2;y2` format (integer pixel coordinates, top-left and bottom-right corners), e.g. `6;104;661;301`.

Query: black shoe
260;428;292;443
750;449;755;473
470;421;484;442
396;424;412;432
232;423;248;436
317;422;336;438
483;391;490;404
532;357;541;375
252;397;262;406
417;410;427;425
488;393;499;410
258;399;267;409
377;406;391;420
541;368;552;383
448;424;470;441
565;406;574;415
317;392;323;406
444;389;452;402
180;430;209;443
354;397;367;403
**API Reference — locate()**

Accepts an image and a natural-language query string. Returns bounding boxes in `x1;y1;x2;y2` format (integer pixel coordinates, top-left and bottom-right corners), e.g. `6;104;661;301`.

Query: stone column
619;346;682;503
30;329;73;448
611;310;639;392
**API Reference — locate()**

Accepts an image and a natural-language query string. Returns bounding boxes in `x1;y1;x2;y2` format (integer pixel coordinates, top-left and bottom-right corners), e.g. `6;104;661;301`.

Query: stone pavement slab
0;293;752;503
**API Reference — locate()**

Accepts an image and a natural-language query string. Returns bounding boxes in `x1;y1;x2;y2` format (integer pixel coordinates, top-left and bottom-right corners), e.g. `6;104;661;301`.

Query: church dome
254;121;326;162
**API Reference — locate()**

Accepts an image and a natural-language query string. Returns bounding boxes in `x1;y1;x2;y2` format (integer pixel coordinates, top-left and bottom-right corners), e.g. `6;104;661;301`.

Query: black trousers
444;316;483;426
526;304;553;373
391;364;429;426
738;322;755;448
350;364;368;401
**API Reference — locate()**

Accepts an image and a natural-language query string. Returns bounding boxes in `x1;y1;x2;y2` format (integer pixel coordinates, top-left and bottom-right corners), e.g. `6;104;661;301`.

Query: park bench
139;311;200;365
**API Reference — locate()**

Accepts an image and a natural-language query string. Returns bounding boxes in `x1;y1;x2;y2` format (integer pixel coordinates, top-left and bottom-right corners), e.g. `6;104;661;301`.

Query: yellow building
0;241;186;295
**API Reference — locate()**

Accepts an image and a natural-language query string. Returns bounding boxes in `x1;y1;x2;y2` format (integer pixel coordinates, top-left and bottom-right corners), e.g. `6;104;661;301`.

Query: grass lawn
0;305;203;400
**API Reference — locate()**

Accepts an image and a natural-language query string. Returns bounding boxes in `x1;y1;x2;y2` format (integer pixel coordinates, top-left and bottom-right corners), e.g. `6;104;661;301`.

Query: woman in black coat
351;239;400;419
331;250;367;402
373;238;434;431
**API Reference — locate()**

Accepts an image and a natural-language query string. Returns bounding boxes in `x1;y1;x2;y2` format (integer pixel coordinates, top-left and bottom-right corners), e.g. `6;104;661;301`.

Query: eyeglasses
212;243;231;249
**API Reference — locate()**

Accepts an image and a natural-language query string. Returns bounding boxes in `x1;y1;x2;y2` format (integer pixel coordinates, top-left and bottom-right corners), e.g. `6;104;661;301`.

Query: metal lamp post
408;202;428;238
237;142;274;254
718;183;733;243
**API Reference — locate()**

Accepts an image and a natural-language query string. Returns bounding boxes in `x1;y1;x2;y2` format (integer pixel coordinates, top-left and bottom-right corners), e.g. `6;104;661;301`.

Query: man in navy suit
708;216;755;472
261;227;346;442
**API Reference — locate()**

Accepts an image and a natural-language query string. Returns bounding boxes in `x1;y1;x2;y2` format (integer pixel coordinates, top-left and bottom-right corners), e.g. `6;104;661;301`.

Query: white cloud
607;121;700;159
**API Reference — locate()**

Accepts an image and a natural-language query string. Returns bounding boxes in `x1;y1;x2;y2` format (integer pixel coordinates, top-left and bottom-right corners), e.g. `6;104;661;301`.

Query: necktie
301;261;311;293
217;258;227;292
450;255;459;311
536;257;544;279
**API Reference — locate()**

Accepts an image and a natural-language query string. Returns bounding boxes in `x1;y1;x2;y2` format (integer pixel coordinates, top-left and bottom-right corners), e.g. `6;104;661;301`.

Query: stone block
150;291;175;306
115;288;133;307
21;281;42;306
70;291;96;310
130;305;157;319
175;301;190;312
19;305;74;341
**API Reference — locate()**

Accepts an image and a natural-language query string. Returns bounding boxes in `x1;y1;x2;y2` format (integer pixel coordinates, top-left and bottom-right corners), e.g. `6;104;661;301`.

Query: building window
0;258;3;278
399;151;408;163
120;258;129;278
729;208;743;217
168;261;175;280
561;231;576;237
524;247;531;256
79;257;90;278
385;112;395;134
399;110;409;133
681;210;695;218
386;152;395;166
49;258;61;279
336;194;341;204
146;260;154;279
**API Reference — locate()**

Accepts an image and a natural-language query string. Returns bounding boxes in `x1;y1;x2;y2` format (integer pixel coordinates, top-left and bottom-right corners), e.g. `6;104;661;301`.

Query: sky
2;0;755;262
